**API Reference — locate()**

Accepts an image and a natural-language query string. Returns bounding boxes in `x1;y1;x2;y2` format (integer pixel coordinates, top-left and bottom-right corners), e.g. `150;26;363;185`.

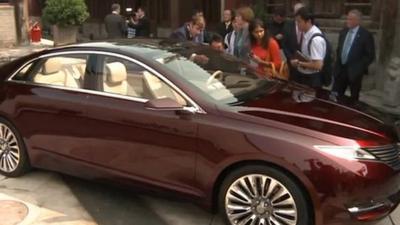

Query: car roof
43;38;204;63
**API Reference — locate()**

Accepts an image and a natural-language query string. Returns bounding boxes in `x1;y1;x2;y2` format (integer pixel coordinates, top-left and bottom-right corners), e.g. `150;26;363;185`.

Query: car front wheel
219;165;311;225
0;119;30;177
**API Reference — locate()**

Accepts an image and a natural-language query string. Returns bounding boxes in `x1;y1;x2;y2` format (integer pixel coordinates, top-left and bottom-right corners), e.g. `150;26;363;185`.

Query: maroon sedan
0;40;399;225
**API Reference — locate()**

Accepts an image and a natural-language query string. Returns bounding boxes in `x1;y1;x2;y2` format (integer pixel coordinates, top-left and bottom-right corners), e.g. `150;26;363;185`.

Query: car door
83;53;199;192
6;53;94;167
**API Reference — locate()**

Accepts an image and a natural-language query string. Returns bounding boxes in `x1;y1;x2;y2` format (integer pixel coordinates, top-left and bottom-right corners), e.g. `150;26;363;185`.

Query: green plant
42;0;89;27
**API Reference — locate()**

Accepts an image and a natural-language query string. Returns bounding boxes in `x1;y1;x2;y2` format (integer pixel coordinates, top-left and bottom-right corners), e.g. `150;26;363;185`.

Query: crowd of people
104;2;376;102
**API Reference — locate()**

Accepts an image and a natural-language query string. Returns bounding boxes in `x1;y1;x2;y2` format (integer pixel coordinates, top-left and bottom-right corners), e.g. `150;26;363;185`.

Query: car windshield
121;41;280;105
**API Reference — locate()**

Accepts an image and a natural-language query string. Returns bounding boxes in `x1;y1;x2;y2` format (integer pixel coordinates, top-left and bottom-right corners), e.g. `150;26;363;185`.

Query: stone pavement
0;40;52;65
0;171;225;225
0;170;398;225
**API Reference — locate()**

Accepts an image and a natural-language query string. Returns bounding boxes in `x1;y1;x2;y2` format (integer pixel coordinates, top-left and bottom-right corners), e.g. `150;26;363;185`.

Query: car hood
229;83;397;143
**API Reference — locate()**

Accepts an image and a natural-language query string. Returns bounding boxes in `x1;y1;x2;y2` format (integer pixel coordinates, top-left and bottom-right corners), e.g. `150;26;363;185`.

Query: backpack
307;33;333;86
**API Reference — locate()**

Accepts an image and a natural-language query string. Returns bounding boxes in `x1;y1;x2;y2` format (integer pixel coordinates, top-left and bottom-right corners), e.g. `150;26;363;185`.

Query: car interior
33;57;86;89
101;57;187;106
16;54;188;107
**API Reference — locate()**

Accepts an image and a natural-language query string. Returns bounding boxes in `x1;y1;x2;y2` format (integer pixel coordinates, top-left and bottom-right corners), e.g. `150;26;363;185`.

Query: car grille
365;145;400;171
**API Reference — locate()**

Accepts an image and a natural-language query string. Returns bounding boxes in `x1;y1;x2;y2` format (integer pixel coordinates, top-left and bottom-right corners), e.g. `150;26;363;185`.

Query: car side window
13;62;34;80
100;56;187;106
26;54;89;89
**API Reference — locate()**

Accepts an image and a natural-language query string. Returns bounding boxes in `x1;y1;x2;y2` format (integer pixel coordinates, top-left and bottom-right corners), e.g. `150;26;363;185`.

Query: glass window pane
100;56;187;106
28;55;89;89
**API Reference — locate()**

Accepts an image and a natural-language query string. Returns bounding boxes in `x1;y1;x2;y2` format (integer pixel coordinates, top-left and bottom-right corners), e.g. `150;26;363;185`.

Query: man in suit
104;3;126;39
267;7;287;48
130;7;150;37
216;9;234;40
283;2;305;81
170;16;205;42
334;9;375;102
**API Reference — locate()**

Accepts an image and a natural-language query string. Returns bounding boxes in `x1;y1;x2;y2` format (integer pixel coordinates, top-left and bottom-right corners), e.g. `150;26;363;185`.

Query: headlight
314;145;376;161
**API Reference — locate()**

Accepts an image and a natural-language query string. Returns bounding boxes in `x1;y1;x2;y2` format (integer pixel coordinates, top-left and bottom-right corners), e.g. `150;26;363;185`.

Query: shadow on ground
62;175;224;225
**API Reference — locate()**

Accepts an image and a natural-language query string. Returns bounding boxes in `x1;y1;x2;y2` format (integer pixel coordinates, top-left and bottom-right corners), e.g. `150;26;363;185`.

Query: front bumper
347;190;400;221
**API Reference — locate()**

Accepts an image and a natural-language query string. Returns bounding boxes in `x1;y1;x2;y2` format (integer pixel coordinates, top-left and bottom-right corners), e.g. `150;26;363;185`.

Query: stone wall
380;0;400;107
0;5;17;47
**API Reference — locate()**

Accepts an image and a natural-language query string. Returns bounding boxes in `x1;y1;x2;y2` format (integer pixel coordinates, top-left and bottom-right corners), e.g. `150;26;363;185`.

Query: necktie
234;30;242;57
341;30;354;64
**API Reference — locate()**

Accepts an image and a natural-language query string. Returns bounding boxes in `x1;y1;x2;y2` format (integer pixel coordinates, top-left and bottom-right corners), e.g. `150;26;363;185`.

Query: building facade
0;1;18;46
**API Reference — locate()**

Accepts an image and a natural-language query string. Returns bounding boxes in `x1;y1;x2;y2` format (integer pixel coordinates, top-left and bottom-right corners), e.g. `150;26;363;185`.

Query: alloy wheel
0;123;20;173
225;174;298;225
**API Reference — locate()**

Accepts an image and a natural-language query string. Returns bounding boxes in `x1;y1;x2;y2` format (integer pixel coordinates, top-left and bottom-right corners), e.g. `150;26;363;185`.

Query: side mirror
145;97;184;111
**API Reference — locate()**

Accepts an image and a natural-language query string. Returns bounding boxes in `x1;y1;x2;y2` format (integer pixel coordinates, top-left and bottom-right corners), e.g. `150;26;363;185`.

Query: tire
218;165;311;225
0;118;31;177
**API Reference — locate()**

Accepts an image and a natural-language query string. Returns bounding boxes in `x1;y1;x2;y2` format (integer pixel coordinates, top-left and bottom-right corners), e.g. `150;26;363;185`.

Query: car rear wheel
219;165;311;225
0;119;30;177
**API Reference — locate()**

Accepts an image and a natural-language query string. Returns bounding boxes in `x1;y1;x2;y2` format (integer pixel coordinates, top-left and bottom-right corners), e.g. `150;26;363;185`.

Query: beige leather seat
142;71;186;106
34;58;80;88
103;62;128;95
34;58;66;86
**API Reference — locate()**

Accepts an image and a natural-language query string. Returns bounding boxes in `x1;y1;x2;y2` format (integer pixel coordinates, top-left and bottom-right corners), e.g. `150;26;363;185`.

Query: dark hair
211;33;223;43
192;8;203;16
225;9;235;20
111;3;120;12
273;7;286;17
249;19;271;49
295;7;314;24
137;6;145;12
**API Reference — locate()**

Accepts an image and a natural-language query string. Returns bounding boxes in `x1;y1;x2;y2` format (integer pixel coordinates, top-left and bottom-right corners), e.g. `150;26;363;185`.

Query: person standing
216;9;234;39
290;7;326;89
267;7;287;48
334;9;375;102
104;3;126;39
249;19;282;76
127;12;139;38
233;6;254;61
134;7;150;37
283;2;305;81
225;18;239;55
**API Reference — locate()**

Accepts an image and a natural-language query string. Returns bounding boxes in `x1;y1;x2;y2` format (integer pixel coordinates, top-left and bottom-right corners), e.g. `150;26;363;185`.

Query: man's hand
291;59;299;68
193;54;209;65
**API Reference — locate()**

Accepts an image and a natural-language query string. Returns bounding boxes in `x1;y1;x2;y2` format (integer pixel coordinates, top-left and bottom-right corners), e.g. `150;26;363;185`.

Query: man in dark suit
104;3;126;39
267;7;287;48
334;9;375;102
131;7;150;37
170;16;204;42
282;2;305;81
216;9;234;40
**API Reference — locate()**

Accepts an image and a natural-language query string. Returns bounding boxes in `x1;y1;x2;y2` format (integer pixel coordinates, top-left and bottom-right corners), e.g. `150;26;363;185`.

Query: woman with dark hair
249;19;282;76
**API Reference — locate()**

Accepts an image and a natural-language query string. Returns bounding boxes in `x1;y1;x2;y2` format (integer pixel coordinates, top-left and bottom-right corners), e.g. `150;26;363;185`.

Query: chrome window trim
7;50;206;114
8;80;149;103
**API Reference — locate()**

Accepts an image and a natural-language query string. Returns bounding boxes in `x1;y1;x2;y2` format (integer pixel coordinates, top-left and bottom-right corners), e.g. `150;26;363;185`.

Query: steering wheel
206;70;224;86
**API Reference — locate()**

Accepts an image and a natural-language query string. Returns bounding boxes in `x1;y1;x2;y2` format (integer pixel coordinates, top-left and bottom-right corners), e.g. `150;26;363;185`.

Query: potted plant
42;0;89;46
